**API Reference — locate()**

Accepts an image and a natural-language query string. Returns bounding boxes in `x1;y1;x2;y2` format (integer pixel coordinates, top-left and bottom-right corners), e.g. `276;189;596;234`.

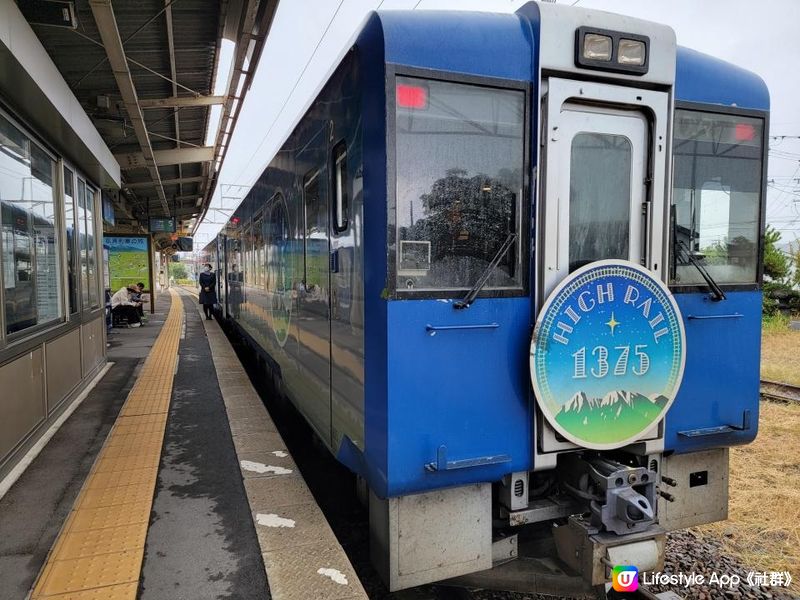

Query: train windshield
394;76;525;294
671;110;764;286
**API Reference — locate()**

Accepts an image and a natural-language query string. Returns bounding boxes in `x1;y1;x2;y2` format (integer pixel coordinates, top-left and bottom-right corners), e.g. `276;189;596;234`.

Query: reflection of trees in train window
303;171;328;295
399;169;518;289
0;112;60;334
395;77;524;292
671;110;763;285
569;133;632;272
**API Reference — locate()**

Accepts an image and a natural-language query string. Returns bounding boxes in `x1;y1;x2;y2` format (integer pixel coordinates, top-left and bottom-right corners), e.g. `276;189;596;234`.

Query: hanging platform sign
530;260;686;450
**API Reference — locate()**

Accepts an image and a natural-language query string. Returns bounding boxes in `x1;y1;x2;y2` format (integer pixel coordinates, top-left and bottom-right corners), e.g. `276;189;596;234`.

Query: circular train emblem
530;260;686;450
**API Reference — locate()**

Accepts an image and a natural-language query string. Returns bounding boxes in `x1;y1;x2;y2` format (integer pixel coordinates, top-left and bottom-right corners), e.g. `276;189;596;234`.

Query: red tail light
396;84;428;109
735;123;756;141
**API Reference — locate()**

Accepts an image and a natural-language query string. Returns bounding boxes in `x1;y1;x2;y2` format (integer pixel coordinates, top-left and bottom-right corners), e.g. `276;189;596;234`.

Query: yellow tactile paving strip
31;289;183;599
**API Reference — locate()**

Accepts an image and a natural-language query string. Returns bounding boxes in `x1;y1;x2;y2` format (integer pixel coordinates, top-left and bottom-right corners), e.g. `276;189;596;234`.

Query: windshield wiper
677;240;726;301
454;233;517;309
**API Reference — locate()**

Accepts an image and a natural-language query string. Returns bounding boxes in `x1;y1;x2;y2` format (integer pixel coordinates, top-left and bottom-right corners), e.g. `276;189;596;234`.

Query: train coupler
559;454;658;535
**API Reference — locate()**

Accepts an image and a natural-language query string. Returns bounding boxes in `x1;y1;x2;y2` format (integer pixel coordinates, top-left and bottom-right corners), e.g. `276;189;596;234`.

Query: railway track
760;379;800;404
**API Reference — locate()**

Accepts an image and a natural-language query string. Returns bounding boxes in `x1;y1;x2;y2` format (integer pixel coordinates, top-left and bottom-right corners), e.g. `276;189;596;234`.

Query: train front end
366;2;768;594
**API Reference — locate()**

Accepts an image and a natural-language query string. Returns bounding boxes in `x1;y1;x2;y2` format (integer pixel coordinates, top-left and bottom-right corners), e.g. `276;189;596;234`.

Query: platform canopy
22;0;278;233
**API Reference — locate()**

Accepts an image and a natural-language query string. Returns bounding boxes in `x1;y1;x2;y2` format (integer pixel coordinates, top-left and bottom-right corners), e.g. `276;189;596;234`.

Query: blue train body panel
385;298;532;496
357;13;391;497
380;10;533;81
675;47;770;110
212;6;769;504
664;291;762;453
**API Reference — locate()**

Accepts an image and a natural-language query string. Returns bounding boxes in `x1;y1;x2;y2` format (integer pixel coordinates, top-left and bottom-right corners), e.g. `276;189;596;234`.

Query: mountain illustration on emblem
555;390;669;444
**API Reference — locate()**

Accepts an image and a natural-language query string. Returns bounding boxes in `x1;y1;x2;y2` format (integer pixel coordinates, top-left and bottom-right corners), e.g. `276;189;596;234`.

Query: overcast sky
195;0;800;249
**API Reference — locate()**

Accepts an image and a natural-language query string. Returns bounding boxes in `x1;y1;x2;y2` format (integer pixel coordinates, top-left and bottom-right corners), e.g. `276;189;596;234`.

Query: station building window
63;166;78;315
671;110;765;286
0;112;62;335
77;178;100;310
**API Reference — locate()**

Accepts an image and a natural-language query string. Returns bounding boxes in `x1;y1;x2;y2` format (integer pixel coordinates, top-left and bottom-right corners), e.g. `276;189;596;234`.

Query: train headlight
575;27;649;75
618;38;646;66
582;33;612;61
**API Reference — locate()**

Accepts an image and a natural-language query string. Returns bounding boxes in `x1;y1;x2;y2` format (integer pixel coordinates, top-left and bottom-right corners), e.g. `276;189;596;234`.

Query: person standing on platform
199;263;217;320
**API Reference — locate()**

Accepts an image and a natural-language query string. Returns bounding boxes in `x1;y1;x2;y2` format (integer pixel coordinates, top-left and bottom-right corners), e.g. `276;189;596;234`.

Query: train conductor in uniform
199;263;217;320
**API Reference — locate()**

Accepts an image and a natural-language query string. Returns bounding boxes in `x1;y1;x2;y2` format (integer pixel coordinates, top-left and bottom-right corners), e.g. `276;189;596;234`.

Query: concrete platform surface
0;287;369;600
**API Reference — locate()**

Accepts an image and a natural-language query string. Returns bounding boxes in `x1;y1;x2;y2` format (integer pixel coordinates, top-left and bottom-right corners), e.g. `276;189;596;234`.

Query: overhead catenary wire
229;0;348;185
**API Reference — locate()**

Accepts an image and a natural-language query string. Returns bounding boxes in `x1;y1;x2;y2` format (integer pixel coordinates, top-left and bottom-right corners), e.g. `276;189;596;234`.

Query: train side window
303;170;325;291
0;112;62;335
671;110;764;286
332;141;348;232
253;213;265;288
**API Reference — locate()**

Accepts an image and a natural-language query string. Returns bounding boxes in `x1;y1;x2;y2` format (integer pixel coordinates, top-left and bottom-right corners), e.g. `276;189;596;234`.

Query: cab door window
569;133;633;271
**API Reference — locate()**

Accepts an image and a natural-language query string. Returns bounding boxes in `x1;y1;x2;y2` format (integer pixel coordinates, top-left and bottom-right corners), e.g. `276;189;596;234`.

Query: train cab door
540;78;669;300
537;78;670;453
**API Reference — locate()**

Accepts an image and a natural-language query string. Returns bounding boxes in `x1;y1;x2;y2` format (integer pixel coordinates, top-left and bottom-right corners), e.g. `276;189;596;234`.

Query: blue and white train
204;2;768;594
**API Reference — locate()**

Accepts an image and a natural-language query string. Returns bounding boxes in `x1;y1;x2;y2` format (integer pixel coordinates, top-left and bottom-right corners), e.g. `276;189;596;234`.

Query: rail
760;379;800;404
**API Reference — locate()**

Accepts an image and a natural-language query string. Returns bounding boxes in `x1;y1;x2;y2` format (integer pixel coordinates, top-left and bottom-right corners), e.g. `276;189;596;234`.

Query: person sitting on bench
111;284;143;327
131;282;148;319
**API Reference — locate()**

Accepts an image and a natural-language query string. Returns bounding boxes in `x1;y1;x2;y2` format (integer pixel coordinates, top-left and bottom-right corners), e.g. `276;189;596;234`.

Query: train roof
374;3;768;111
375;10;532;81
206;4;769;242
675;46;769;111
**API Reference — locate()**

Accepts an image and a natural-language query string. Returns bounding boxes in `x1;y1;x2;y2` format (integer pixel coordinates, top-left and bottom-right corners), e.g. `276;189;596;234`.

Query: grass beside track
760;315;800;386
698;318;800;593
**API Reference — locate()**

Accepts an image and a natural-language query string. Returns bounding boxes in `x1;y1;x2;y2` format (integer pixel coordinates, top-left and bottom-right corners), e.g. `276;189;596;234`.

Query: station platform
0;288;367;600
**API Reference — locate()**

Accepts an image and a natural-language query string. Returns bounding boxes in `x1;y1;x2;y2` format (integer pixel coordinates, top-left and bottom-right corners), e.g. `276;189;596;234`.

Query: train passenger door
540;78;669;300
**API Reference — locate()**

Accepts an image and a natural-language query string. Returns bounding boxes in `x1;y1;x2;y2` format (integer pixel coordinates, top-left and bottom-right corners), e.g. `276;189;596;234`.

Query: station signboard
106;235;152;292
149;217;176;233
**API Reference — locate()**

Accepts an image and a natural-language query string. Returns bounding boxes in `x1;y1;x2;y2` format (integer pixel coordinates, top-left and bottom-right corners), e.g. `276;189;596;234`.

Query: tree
171;262;188;280
792;243;800;290
763;225;789;281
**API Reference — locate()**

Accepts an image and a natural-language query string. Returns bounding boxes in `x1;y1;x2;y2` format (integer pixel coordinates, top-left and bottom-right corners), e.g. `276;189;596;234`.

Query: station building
0;0;276;482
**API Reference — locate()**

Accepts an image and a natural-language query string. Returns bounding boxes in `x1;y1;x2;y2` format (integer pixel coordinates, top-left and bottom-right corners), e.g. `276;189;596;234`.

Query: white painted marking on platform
256;513;296;528
271;450;288;458
240;460;292;475
317;568;348;585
